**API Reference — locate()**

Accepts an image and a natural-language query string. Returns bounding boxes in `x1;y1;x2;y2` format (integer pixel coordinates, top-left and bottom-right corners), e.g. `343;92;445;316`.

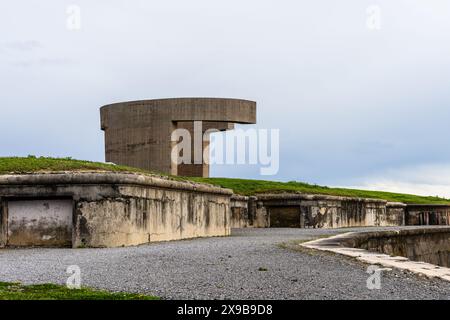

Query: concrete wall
385;203;407;226
344;228;450;268
7;199;73;247
0;173;232;248
406;205;450;226
231;194;450;229
0;201;7;247
246;194;406;229
1;172;449;248
74;186;230;247
250;198;270;228
230;195;250;228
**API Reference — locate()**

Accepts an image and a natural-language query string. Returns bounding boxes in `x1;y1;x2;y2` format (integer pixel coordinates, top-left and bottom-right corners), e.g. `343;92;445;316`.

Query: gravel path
1;227;450;300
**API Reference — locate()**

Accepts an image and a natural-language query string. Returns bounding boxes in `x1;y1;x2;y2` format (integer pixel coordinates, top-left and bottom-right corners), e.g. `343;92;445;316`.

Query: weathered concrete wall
302;227;450;281
270;206;301;227
229;196;273;229
0;173;232;248
245;198;268;228
299;198;385;228
384;202;406;226
343;227;450;268
2;172;449;249
0;200;6;247
230;195;409;229
253;194;405;229
7;200;73;247
230;195;250;228
75;187;230;247
406;205;450;226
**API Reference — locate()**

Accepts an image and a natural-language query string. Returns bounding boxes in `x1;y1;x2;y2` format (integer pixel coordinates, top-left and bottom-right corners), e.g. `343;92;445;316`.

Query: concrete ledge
0;172;233;195
301;227;450;282
335;226;450;248
230;194;249;201
256;193;388;203
387;202;407;208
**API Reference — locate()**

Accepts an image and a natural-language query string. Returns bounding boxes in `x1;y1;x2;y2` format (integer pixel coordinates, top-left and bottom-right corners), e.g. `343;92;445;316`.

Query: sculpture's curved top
101;97;256;130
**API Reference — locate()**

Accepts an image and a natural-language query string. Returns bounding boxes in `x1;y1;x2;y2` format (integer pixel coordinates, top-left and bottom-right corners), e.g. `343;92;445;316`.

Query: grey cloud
10;57;76;68
1;40;42;52
1;1;450;197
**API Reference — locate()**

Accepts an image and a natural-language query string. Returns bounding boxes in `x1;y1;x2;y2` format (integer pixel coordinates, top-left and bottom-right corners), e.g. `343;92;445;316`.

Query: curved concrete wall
101;98;257;127
341;227;450;268
302;227;450;281
2;172;449;248
406;205;450;226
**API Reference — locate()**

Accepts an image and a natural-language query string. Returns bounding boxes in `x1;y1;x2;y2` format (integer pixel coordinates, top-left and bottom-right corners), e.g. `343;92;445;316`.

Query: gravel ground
1;227;450;300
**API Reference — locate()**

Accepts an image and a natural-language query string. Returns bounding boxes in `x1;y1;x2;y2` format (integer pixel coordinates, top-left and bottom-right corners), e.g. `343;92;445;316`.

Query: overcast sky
1;1;450;197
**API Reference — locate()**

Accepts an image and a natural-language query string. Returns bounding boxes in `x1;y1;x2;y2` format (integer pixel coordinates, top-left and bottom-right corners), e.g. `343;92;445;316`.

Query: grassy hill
0;156;449;205
0;156;152;175
188;177;450;205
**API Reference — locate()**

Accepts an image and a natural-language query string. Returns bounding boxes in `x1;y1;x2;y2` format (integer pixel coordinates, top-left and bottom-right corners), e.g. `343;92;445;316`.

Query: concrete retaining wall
1;173;449;248
0;173;232;248
302;227;450;281
340;227;450;268
406;205;450;226
232;194;450;229
240;194;406;229
230;195;250;228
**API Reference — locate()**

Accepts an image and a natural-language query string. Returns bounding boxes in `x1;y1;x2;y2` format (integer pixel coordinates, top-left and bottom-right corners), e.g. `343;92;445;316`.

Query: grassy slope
0;156;449;205
187;177;450;205
0;282;158;300
0;156;153;175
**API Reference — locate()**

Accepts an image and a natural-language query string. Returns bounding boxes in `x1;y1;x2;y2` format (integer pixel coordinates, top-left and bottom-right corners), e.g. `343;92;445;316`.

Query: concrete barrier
302;227;450;281
239;194;406;229
406;205;450;226
230;195;250;228
341;227;450;267
0;173;232;248
1;173;449;248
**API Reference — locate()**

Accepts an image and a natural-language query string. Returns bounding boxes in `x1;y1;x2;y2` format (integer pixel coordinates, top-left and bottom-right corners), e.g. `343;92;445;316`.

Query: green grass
184;177;450;205
0;156;159;176
0;282;158;300
0;156;449;205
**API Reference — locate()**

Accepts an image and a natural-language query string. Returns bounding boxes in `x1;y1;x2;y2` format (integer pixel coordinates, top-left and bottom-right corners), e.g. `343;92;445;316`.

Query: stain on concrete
7;199;73;247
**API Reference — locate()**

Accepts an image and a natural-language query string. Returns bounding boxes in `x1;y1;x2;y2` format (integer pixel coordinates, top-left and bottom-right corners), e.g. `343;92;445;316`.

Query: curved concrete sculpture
100;98;257;177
